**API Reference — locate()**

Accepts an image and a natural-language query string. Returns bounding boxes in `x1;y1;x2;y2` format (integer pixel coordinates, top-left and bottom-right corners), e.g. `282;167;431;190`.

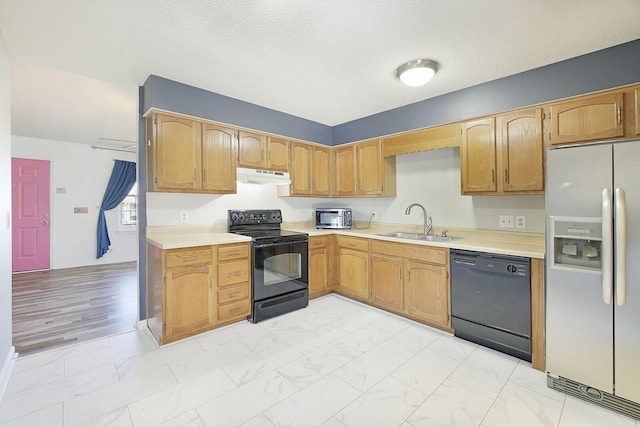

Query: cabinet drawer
309;236;329;250
218;284;250;304
165;248;213;268
218;244;249;261
218;300;251;321
218;260;250;287
336;236;368;251
370;241;448;265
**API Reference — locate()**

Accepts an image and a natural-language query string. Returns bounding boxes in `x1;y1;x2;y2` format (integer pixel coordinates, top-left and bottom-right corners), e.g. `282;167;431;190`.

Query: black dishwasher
450;249;531;361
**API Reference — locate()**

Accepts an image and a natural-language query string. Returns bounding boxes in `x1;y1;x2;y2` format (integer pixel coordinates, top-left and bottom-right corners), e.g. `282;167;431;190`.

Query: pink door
12;158;50;272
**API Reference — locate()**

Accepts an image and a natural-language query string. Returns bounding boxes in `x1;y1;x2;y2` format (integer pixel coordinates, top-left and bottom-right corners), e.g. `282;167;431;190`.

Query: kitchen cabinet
496;108;545;194
201;123;237;193
216;244;251;322
460;117;497;194
333;145;356;196
146;242;251;345
546;91;624;146
312;145;330;196
336;236;369;300
238;130;267;168
289;142;312;196
267;137;289;171
147;245;215;344
370;254;404;311
148;113;202;192
309;236;333;298
625;85;640;137
369;240;450;329
147;112;237;194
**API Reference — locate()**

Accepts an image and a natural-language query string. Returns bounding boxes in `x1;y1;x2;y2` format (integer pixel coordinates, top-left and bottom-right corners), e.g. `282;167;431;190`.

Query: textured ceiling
1;0;640;145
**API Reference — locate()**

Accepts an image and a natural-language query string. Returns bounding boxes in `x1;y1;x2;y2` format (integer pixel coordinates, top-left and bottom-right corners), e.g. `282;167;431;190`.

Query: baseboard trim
0;345;16;405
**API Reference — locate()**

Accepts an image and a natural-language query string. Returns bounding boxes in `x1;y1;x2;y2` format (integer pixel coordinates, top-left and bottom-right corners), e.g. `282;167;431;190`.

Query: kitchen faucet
405;203;433;235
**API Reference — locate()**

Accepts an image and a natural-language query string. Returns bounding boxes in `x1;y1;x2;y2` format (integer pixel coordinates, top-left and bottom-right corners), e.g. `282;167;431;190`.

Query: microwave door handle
615;187;627;306
602;188;613;305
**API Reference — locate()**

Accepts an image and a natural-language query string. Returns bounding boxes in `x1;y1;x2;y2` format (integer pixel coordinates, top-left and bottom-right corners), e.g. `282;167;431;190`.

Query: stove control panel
228;209;282;225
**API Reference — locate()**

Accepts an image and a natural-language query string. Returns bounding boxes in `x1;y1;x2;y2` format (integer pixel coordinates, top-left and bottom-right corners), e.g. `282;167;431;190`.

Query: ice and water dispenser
550;217;602;272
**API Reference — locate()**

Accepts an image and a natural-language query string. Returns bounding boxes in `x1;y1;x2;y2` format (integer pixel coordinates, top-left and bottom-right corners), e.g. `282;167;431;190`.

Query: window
119;183;137;230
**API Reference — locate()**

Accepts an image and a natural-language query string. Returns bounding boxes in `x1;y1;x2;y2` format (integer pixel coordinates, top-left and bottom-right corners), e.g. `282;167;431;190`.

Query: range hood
236;167;291;185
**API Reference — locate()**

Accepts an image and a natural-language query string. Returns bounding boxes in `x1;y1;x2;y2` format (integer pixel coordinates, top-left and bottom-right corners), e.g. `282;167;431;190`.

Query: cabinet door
154;114;201;191
290;142;312;196
405;260;449;328
238;131;267;168
309;246;329;298
268;137;290;171
547;91;624;145
165;265;214;339
337;247;368;299
202;123;237;193
461;117;496;194
370;254;404;311
498;108;544;193
334;145;356;196
312;146;330;196
627;86;640;137
356;140;384;195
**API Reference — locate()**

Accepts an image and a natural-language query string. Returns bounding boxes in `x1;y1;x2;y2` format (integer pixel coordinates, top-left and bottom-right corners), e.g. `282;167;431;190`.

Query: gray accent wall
333;39;640;144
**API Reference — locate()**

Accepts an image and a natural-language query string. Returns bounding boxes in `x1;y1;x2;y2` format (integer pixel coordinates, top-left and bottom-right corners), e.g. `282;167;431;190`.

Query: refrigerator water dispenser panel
550;217;602;272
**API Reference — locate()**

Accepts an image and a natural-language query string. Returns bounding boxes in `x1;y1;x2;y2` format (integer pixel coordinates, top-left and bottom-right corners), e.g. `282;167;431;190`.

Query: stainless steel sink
375;232;456;242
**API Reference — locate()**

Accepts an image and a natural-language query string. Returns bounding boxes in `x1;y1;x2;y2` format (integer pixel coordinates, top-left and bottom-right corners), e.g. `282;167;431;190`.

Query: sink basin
376;232;456;242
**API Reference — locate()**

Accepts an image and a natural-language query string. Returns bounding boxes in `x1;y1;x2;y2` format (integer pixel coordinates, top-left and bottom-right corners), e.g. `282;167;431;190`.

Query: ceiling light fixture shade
396;59;439;87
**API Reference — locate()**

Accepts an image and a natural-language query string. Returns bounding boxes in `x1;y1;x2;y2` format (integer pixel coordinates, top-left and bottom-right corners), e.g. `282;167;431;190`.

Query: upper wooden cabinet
357;140;384;195
312;145;330;196
201;123;237;193
624;85;640;137
238;131;267;168
149;113;202;192
546;91;624;146
289;142;312;196
333;145;356;196
497;108;544;194
461;110;544;195
267;137;290;171
460;117;497;194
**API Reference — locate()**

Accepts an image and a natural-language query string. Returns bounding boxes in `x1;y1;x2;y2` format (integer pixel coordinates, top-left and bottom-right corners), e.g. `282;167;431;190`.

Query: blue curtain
97;160;137;259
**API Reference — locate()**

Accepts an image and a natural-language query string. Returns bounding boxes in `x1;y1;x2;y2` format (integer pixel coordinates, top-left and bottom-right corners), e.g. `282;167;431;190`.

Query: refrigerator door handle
615;187;627;306
602;188;613;305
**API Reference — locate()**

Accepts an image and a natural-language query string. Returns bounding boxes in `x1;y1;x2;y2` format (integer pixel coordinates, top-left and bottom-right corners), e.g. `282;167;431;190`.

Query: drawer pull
181;256;198;261
229;271;242;276
228;292;240;298
229;307;241;314
226;251;241;256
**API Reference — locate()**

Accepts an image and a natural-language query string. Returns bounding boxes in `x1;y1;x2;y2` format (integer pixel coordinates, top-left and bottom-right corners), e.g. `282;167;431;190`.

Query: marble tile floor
1;294;638;427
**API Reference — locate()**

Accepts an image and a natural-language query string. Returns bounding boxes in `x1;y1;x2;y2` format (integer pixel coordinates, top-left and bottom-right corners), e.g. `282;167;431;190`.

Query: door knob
42;221;49;225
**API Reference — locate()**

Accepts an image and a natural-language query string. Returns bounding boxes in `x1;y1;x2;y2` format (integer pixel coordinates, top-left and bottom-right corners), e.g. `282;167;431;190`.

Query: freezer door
613;140;640;403
546;144;614;393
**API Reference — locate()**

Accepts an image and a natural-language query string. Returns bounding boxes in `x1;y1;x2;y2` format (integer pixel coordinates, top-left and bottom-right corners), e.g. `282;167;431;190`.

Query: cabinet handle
228;292;240;298
617;107;622;124
193;169;197;182
504;168;509;183
229;271;241;276
229;307;241;314
226;251;241;256
181;256;198;261
203;169;208;182
491;169;495;183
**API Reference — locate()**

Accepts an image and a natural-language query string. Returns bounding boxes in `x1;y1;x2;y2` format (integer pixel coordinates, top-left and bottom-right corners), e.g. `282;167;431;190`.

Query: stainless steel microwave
315;208;352;229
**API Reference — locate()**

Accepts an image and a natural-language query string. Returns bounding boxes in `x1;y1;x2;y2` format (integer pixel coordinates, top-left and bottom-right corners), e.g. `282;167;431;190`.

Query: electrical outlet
371;211;377;219
180;212;189;223
310;209;315;218
515;215;526;229
499;215;514;228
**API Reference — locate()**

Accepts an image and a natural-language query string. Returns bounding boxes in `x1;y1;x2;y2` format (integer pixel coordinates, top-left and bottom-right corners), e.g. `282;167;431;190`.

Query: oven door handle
254;239;308;249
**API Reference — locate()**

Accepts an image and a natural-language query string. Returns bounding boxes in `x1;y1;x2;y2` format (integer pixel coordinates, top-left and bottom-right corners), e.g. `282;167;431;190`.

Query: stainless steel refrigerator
546;140;640;419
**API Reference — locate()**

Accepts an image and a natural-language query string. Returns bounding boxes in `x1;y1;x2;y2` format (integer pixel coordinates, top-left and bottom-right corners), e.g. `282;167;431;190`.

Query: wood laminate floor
12;261;138;357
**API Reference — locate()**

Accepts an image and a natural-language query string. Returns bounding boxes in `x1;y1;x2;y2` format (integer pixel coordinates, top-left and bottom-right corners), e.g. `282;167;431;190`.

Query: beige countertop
147;222;545;259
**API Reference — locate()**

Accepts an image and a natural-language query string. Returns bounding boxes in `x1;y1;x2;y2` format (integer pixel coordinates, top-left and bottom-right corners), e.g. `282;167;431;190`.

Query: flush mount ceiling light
396;59;439;87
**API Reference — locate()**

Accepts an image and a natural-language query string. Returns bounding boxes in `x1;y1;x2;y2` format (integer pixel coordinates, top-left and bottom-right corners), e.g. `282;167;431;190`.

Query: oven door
253;239;308;302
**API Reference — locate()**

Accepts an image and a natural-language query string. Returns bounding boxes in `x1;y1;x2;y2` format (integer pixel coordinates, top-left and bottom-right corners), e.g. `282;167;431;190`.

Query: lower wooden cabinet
335;236;369;300
369;240;450;329
146;242;251;344
309;236;334;298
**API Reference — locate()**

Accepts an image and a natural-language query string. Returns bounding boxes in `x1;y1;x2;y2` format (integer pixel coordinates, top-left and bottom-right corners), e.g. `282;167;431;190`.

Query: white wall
0;32;15;400
147;148;545;233
12;136;138;268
